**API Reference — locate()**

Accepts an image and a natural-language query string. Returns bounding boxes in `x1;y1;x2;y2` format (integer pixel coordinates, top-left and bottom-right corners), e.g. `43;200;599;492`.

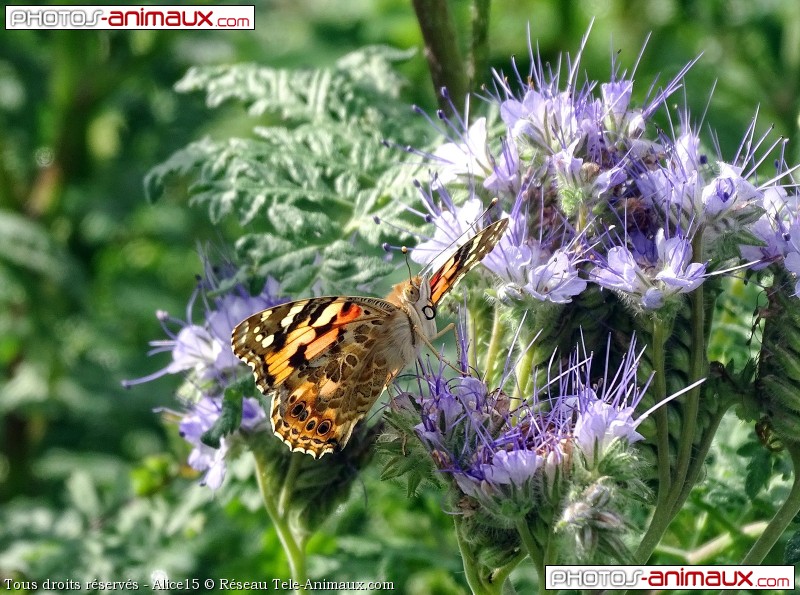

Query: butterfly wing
231;296;406;458
428;218;509;304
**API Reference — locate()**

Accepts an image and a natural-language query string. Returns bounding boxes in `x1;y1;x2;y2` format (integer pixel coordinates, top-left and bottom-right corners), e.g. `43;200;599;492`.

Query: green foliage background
1;1;799;592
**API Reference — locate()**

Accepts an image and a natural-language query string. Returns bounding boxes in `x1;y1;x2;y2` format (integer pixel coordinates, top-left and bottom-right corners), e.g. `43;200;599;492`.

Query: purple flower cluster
400;325;649;519
410;30;800;308
124;266;288;488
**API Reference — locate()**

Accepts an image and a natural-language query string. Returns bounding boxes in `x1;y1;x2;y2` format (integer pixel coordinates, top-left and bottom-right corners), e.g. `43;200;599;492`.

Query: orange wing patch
429;218;508;305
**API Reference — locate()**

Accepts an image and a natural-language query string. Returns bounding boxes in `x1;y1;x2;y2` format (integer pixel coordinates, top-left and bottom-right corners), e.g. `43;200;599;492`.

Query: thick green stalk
411;0;468;115
515;519;552;595
278;452;303;516
651;318;672;505
253;451;307;591
467;300;485;372
454;517;504;595
673;408;726;513
636;232;711;563
483;303;504;385
669;231;707;503
469;0;491;90
741;442;800;565
512;343;536;405
489;551;526;591
633;316;678;564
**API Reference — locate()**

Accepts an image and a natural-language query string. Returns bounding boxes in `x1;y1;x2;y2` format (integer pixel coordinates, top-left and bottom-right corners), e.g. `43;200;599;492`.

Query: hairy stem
278;451;303;516
673;408;726;513
741;442;800;565
512;342;536;405
411;0;469;115
454;517;503;595
515;519;552;595
651;318;672;506
483;303;504;384
489;550;526;591
671;230;708;492
254;450;307;590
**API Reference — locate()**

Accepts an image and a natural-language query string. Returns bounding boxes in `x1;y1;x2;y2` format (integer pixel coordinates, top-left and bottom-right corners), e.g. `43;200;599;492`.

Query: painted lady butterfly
231;218;509;458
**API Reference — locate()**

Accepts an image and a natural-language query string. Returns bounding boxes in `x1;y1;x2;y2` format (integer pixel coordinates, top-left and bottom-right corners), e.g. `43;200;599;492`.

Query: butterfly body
232;218;508;458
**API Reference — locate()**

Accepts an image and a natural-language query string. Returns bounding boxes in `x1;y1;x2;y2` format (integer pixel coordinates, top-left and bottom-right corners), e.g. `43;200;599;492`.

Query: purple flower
654;232;706;292
179;396;267;489
410;196;486;272
740;187;800;269
401;309;652;518
523;250;588;304
124;259;288;489
601;80;633;120
786;250;800;297
500;87;583;152
701;162;762;218
431;116;493;185
591;246;645;293
590;229;706;309
484;137;521;195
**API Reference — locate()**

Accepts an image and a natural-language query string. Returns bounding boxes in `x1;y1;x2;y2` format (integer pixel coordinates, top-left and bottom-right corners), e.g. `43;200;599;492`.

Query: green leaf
744;449;774;499
147;46;430;297
201;381;245;448
0;209;77;285
784;530;800;564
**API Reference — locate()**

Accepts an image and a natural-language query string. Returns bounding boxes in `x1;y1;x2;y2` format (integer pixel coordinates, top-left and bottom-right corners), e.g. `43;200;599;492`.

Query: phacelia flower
179;396;267;489
590;228;706;310
124;258;288;489
396;310;652;521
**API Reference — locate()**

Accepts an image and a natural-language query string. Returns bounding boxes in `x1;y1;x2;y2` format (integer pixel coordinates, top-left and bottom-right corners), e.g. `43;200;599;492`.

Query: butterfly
231;218;509;458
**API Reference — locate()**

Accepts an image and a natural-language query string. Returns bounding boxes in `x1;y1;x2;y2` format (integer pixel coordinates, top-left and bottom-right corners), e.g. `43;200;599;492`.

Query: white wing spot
281;303;305;328
255;333;264;342
252;325;261;334
261;335;274;348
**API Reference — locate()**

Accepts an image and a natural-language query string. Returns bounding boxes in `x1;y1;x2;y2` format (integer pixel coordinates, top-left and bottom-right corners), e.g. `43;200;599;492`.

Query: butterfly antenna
401;246;414;282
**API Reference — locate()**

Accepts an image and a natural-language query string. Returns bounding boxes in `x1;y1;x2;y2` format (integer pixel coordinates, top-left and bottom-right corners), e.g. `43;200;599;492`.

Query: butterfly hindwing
428;218;508;304
231;296;403;457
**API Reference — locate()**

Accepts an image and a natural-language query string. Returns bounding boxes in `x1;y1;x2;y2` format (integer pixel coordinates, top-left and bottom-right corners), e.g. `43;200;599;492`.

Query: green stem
278;452;303;516
636;233;710;563
253;451;307;591
467;302;480;372
741;442;800;565
634;502;675;564
489;550;526;591
673;408;726;514
635;412;724;565
454;517;503;595
512;339;537;405
483;303;504;385
469;0;491;90
651;318;672;506
671;230;707;494
515;520;552;595
411;0;469;115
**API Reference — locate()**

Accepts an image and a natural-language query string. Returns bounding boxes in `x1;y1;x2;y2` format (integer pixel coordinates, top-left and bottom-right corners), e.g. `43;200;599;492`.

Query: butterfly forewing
428;218;509;304
231;218;509;458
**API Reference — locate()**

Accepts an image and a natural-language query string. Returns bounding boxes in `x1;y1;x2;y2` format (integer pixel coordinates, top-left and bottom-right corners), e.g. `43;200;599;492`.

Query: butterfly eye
404;285;420;302
422;303;436;320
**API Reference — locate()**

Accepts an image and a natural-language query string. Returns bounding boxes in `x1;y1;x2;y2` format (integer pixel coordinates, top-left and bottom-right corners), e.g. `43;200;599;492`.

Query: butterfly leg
414;323;467;375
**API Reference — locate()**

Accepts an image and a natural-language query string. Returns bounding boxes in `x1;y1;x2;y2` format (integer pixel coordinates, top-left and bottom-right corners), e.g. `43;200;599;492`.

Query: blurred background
2;1;799;591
